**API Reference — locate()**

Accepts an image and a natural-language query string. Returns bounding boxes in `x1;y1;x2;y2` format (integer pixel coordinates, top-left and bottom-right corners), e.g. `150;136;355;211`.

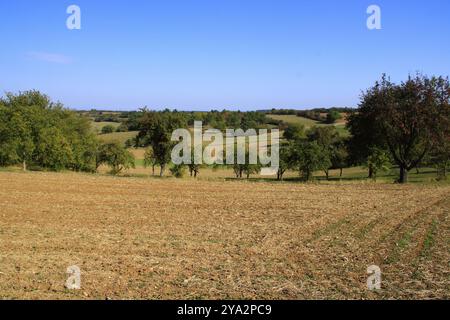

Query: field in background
90;121;121;134
267;114;320;127
266;114;350;137
98;131;139;144
0;171;448;299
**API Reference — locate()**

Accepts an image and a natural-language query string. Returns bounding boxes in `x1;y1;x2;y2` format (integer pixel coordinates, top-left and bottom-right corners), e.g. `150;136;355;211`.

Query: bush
116;123;128;132
283;123;305;141
101;125;115;134
325;111;342;124
96;142;135;174
170;164;186;178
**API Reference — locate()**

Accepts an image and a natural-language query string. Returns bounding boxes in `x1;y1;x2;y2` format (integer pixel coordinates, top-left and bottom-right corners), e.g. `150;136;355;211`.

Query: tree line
0;91;135;174
1;74;449;183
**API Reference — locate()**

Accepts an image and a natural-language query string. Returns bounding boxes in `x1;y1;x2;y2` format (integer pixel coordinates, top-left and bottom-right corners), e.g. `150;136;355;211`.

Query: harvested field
0;171;449;300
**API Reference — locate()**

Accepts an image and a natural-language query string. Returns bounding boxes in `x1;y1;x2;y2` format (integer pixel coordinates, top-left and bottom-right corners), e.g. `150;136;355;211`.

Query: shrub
170;164;186;178
101;125;115;134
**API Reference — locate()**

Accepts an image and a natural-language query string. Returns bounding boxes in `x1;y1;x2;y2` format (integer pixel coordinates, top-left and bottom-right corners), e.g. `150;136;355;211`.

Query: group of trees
276;125;348;181
2;74;449;183
269;108;351;124
0;91;135;174
272;75;449;183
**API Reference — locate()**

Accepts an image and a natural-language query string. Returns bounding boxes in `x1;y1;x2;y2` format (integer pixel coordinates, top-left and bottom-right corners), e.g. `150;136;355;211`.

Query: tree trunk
152;165;155;176
305;171;311;181
160;165;165;177
22;160;27;171
340;168;343;177
277;170;284;181
368;166;374;179
325;170;329;180
399;166;408;183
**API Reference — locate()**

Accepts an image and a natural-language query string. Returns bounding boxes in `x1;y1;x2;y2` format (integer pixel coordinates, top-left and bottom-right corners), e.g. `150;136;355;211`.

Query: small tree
188;149;201;178
143;147;158;176
101;125;115;134
277;143;293;181
291;141;331;181
115;123;128;132
243;162;261;179
331;140;349;178
170;164;186;178
307;126;339;180
325;111;342;124
138;110;187;176
363;148;391;181
96;142;135;175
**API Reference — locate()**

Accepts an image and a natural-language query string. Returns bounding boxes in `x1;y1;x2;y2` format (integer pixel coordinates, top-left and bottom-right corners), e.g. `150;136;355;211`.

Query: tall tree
307;126;339;180
348;75;450;183
138;110;187;176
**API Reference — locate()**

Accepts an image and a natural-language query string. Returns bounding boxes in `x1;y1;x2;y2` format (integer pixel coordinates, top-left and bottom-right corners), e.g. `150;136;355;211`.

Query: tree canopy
348;74;450;183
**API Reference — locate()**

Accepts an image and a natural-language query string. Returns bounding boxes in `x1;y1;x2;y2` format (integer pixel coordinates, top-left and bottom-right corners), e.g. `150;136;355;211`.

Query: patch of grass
356;218;380;240
91;121;121;133
98;131;138;145
267;114;350;137
421;219;438;258
308;217;351;242
385;231;412;264
267;114;320;127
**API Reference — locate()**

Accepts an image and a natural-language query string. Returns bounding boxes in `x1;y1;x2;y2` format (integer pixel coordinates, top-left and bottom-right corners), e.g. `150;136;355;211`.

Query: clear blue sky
1;0;449;111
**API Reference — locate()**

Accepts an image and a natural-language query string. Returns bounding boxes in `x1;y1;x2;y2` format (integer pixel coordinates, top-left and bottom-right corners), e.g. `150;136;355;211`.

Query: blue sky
1;0;449;110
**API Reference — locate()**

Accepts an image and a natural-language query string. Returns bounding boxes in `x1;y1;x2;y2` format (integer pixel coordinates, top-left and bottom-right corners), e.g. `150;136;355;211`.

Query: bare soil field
0;171;449;300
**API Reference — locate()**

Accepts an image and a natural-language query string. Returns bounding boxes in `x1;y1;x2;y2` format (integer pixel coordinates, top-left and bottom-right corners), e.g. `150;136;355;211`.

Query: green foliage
325;111;342;124
96;142;135;175
170;164;186;178
115;123;129;132
363;148;391;181
290;141;331;181
307;126;340;179
138;110;188;176
276;143;293;180
283;123;305;141
101;124;116;134
348;74;450;183
143;147;158;175
231;150;262;179
0;91;99;172
330;139;349;177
